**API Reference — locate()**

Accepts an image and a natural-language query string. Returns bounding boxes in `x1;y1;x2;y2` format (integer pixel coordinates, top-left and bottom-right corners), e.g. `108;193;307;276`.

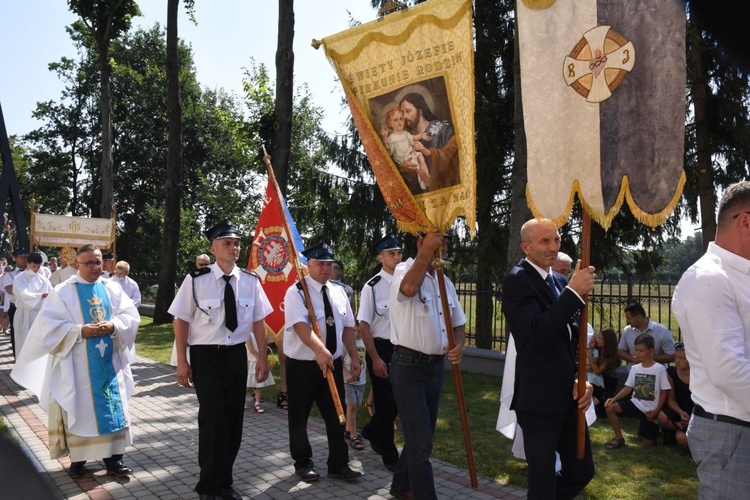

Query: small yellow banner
318;0;476;235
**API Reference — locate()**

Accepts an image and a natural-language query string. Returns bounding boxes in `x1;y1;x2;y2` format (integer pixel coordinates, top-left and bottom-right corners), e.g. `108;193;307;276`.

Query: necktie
223;275;238;332
546;274;559;300
321;285;337;355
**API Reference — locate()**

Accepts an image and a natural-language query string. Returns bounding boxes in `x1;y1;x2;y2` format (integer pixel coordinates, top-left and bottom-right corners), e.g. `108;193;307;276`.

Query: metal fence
134;273;680;353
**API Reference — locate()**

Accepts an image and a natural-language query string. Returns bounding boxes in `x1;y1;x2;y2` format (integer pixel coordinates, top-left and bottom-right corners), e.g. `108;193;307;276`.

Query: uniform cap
205;219;242;242
374;234;402;254
301;242;335;261
12;247;28;257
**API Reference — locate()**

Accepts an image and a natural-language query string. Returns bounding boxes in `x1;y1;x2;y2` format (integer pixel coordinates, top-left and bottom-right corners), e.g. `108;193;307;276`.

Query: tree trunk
689;26;716;250
154;0;183;324
99;49;114;219
273;0;295;196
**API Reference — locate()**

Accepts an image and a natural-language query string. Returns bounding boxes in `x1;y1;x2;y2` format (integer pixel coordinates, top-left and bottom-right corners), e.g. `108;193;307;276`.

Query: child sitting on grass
604;333;671;449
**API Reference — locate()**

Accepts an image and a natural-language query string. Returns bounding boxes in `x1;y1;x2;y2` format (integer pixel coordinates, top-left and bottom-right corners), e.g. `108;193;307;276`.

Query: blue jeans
390;347;444;500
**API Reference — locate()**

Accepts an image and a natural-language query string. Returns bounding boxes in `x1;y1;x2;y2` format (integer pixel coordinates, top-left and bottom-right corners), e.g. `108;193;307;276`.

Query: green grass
134;317;698;499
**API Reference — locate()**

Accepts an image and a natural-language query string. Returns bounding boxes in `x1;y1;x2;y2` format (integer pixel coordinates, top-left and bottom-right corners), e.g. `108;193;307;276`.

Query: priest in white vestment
12;252;53;355
11;244;140;478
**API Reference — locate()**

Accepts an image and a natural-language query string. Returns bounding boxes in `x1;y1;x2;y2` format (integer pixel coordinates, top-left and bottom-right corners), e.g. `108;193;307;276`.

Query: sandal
350;435;365;450
277;392;288;410
254;402;265;413
605;438;626;450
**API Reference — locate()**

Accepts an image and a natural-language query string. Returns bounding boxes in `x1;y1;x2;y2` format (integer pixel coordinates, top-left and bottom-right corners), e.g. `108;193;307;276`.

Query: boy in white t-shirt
604;333;671;449
343;324;368;450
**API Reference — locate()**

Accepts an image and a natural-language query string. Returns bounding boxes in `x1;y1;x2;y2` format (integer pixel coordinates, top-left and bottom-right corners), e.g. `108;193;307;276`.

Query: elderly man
169;220;271;500
111;261;141;308
11;244;140;478
283;242;362;483
672;181;750;498
501;218;596;500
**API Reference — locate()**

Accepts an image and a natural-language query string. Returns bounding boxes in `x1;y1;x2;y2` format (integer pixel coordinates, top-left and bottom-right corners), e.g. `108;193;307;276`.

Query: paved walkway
0;336;526;499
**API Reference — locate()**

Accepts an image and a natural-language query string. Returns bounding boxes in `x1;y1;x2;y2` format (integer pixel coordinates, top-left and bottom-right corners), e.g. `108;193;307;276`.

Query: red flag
247;180;305;342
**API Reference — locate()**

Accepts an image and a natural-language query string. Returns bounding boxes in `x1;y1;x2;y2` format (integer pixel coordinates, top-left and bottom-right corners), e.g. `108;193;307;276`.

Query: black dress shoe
198;495;217;500
295;464;320;483
327;465;362;481
68;461;86;477
220;486;242;500
106;463;133;477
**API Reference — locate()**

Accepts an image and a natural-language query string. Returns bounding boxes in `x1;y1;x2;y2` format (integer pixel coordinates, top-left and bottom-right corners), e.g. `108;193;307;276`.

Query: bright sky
0;0;378;138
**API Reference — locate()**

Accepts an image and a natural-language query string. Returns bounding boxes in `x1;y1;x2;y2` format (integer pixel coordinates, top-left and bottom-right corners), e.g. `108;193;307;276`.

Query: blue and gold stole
75;282;126;435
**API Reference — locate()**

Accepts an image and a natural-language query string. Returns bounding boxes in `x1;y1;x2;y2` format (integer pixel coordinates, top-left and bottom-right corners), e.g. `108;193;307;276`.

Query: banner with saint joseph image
317;0;476;235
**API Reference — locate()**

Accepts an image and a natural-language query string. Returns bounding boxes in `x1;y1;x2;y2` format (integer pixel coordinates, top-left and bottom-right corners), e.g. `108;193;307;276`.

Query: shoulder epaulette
296;281;303;290
329;280;344;288
366;275;382;287
190;267;212;279
240;268;260;279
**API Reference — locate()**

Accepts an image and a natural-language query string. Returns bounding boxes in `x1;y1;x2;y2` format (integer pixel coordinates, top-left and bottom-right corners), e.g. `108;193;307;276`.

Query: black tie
223;275;238;332
321;285;337;355
546;274;559;300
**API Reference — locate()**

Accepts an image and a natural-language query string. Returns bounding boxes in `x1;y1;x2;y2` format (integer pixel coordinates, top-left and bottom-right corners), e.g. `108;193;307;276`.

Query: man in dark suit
502;218;596;500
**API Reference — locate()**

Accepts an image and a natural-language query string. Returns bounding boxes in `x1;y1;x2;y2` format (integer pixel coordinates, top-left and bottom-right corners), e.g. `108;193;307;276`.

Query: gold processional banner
519;0;686;229
318;0;476;235
31;213;115;249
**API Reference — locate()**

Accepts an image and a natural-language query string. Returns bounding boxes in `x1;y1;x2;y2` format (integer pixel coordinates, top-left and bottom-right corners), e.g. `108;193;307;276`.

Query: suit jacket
502;259;583;414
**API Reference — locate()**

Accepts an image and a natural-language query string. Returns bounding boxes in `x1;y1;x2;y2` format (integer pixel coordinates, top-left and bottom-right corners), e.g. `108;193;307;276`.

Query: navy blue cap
12;247;28;257
301;242;335;261
205;219;242;242
374;234;402;254
102;252;114;260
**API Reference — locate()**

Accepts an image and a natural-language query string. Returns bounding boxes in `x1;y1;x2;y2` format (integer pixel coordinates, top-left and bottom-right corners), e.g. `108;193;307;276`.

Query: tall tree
154;0;187;323
68;0;141;219
272;0;295;195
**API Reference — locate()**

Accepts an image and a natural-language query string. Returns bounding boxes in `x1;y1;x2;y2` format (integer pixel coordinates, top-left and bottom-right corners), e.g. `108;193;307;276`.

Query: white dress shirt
672;242;750;422
356;269;394;340
389;258;466;355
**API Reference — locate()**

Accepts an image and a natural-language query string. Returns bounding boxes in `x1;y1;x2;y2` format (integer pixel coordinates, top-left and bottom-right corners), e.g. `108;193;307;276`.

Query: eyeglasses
674;343;684;350
77;260;103;268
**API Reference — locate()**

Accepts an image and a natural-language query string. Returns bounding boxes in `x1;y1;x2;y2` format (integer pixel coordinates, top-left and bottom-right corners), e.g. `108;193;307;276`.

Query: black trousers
8;303;16;359
516;404;595;500
286;357;348;471
361;337;399;466
190;343;247;495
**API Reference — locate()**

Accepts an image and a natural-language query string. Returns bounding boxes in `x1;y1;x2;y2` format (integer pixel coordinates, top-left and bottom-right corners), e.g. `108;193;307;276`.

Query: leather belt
394;345;444;363
693;404;750;428
191;343;245;351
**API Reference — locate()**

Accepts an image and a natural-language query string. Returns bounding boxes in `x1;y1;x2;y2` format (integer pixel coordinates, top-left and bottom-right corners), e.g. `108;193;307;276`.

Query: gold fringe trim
320;0;471;65
527;170;687;231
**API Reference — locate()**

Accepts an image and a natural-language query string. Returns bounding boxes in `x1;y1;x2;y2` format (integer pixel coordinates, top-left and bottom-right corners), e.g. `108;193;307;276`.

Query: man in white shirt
283;242;362;483
672;181;750;498
169;220;271;500
357;234;403;471
389;230;465;500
